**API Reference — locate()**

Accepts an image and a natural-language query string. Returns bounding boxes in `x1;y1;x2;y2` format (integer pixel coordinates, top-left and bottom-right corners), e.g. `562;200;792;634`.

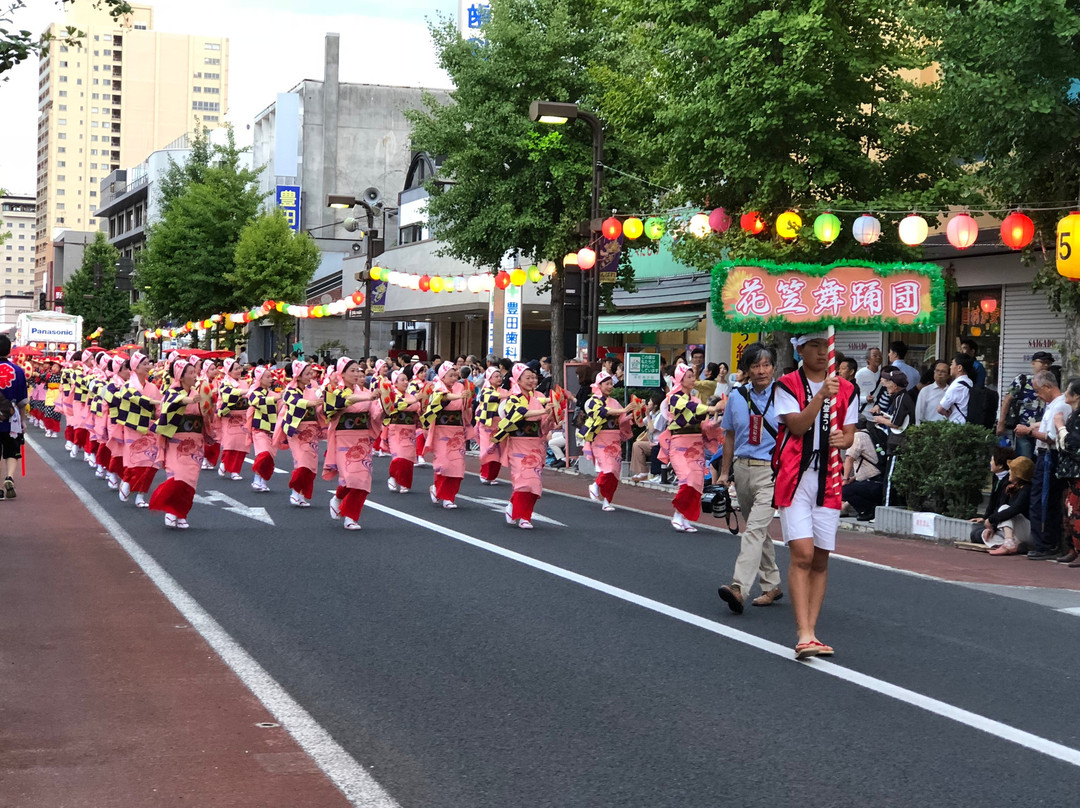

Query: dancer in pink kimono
324;357;382;530
102;355;132;490
199;360;222;472
148;359;206;529
87;353;111;471
370;359;392;457
118;352;163;508
385;369;421;494
582;370;639;512
278;359;325;507
247;366;281;492
475;366;508;485
409;362;430;465
60;349;78;449
423;360;474;509
657;364;724;533
494;363;556;529
68;350;94;459
216;358;251;480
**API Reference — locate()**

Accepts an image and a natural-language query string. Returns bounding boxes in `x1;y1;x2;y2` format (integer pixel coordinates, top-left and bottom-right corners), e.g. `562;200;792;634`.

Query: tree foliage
62;231;132;348
1;0;133;75
228;207;321;338
137;127;264;325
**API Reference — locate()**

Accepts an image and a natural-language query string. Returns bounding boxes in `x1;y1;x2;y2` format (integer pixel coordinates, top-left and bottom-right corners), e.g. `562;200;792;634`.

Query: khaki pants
731;458;781;595
630;436;653;475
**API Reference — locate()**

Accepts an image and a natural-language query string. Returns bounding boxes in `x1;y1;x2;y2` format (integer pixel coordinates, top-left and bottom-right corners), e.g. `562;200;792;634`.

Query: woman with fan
277;359;326;507
324;357;382;530
101;354;132;490
216;358;251;480
422;361;475;509
384;368;421;494
117;352;164;509
198;360;222;472
493;363;557;529
474;366;508;485
246;365;281;492
148;358;210;529
580;370;640;512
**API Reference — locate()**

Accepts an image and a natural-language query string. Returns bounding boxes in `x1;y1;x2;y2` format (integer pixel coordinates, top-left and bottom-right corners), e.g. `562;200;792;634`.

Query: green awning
597;311;705;334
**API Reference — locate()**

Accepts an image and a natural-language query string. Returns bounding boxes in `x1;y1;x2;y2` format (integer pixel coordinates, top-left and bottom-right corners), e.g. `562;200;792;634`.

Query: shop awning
597;311;705;334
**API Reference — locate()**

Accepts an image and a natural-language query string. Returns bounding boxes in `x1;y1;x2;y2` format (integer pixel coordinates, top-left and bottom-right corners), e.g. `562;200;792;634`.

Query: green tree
228;207;321;345
62;231;132;348
2;0;133;75
137;126;265;328
406;0;648;378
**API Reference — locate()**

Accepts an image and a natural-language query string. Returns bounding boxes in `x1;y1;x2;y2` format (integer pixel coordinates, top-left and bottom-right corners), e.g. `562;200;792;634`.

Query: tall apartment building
2;194;36;297
34;2;228;299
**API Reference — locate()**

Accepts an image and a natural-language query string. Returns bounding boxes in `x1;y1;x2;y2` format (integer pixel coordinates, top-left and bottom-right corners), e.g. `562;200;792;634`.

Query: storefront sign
503;284;522;362
275;185;301;233
625;352;662;387
713;260;945;332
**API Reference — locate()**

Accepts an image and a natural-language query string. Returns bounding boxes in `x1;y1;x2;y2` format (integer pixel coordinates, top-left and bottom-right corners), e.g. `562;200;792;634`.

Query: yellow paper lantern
776;211;802;240
429;276;444;292
623;217;643;240
370;266;382;281
563;252;579;267
510;268;527;286
224;318;235;330
1057;212;1080;279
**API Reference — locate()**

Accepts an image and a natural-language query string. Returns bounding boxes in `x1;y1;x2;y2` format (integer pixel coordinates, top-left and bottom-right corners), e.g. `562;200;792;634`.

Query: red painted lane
0;444;351;808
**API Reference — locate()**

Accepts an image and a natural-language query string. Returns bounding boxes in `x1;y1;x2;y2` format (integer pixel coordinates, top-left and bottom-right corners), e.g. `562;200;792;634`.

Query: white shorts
778;471;840;552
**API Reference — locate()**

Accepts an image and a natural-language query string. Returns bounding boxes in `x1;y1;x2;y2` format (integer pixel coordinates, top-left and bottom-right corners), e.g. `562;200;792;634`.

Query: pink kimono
582;392;634;504
386;396;421;491
217;377;252;474
149;396;205;519
423;379;475;504
475;374;508;483
278;377;326;501
495;385;555;523
324;388;383;521
657;388;722;523
121;374;164;494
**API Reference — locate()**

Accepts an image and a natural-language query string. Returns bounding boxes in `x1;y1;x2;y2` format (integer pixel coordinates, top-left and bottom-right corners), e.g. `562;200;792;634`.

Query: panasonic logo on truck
29;326;78;339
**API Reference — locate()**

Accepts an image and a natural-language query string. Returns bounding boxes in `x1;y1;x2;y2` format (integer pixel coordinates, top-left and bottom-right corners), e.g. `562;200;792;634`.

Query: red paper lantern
946;212;979;250
740;211;766;235
1000;212;1034;250
418;274;431;292
708;208;732;234
494;270;511;290
980;298;998;314
602;216;622;240
351;291;365;305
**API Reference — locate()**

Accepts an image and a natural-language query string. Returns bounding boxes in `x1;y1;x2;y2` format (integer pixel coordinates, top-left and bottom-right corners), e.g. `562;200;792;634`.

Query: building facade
2;194;36;298
34;2;228;299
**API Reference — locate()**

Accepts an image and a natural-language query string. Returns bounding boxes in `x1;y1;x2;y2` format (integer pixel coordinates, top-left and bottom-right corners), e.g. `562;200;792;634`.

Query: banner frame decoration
710;258;946;334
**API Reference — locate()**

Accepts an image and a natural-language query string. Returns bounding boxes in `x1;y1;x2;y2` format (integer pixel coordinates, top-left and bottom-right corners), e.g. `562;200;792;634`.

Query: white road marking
366;498;1080;769
454;492;567;527
194;489;276;526
1058;606;1080;617
29;436;400;808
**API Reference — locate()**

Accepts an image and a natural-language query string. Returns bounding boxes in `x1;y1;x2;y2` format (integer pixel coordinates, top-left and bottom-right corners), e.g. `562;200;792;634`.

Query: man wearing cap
998;351;1054;460
773;332;858;659
0;335;29;499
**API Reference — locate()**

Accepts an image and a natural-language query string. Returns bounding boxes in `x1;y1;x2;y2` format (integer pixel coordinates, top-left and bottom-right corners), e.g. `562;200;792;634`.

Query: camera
701;482;739;534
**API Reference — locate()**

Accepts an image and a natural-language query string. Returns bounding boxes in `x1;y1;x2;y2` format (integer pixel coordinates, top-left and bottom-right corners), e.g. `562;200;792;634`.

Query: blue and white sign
503;284;522;362
458;0;491;41
276;185;301;233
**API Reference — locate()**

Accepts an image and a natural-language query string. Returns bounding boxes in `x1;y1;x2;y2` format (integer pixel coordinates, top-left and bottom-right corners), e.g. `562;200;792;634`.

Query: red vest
771;369;856;510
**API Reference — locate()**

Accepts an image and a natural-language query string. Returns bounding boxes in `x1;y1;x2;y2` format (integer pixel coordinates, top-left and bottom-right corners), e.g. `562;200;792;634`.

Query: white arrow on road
193;489;276;526
454;493;567;527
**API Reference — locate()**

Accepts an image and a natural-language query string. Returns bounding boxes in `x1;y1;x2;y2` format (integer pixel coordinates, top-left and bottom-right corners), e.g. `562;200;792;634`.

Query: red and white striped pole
826;325;842;495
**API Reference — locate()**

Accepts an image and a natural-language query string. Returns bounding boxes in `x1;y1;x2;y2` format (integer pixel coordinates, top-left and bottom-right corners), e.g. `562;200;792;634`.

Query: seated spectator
969;445;1017;542
842;430;883;520
631;391;666;481
983;457;1035;555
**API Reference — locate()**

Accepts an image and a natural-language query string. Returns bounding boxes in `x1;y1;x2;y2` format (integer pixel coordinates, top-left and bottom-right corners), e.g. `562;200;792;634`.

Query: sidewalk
0;443;350;808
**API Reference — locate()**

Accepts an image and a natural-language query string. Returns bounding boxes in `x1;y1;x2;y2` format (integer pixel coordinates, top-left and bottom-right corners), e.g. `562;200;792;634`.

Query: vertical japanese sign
458;0;491;42
503;284;522;362
487;288;496;357
370;279;387;314
597;236;622;286
276;185;301;233
712;260;945;333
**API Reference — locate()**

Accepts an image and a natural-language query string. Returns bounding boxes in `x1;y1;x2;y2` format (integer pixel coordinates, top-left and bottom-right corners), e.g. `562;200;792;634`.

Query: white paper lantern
898;214;928;246
852;214;881;245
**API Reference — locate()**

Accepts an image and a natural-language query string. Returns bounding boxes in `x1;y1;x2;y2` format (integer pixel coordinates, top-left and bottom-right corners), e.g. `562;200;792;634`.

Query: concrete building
50;229;97;310
2;194;36;298
34;2;228;299
251;33;451;359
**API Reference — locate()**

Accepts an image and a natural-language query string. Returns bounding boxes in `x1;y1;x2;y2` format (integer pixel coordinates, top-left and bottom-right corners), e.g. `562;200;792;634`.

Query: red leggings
108;454;125;476
148;478;195;518
123;465;159;494
416;433;425;456
44;417;60;432
336;486;369;520
252;451;275;481
434;474;462;503
672;484;702;522
73;428;89;451
595;472;618;502
95;443;111;468
203;442;221;467
221;449;246;474
64;425;75;442
481;461;501;481
289;466;316;499
388;457;414;490
511;490;539;521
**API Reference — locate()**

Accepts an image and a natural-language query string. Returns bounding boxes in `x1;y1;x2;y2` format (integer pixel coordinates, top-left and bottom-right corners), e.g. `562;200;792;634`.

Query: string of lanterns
368;263;557;292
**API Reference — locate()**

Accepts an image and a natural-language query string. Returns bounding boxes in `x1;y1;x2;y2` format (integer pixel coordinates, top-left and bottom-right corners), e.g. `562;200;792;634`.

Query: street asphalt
34;437;1080;807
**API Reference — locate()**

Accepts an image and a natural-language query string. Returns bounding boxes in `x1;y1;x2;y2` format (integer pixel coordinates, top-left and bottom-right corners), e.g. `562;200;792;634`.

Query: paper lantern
494;270;511;290
528;266;542;283
708;208;731;234
467;275;482;292
429;276;444;292
541;260;556;276
813;213;841;245
511;268;527;286
1000;212;1034;250
946;212;979;250
980;298;998;314
224;318;235;330
602;216;622;240
740;212;766;235
563;252;579;267
644;217;665;240
898;214;928;246
276;301;286;312
454;276;468;292
409;275;421;291
577;247;597;270
418;274;431;292
1057;212;1080;279
352;291;365;305
441;276;454;292
623;217;643;240
688;213;711;238
776;211;802;240
852;214;881;245
370;266;382;281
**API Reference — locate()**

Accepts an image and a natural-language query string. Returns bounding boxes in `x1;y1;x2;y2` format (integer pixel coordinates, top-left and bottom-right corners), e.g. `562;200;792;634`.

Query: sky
0;0;458;195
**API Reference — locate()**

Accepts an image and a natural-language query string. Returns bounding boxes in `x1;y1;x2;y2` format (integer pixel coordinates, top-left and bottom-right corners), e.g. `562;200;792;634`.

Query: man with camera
716;342;783;614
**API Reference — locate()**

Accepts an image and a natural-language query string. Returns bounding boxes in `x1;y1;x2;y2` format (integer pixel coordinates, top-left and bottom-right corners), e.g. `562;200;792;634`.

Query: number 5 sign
1058;212;1080;280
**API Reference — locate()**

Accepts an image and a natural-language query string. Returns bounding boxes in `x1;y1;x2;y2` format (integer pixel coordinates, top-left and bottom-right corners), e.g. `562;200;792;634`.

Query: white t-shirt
854;366;880;404
775;377;859;451
1039;394;1071;449
939;377;970;424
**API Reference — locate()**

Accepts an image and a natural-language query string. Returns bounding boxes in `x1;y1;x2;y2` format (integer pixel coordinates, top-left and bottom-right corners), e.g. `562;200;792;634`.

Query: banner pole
827;326;842;495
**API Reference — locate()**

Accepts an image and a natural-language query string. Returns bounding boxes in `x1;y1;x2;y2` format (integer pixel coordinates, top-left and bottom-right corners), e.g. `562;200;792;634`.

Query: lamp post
326;194;384;357
529;100;604;363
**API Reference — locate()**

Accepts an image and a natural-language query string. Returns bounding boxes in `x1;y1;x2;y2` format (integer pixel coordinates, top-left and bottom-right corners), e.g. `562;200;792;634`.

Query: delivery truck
14;311;83;355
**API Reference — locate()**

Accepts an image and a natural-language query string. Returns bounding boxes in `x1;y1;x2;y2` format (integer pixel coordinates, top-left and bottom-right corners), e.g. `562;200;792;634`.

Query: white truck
14;311;83;355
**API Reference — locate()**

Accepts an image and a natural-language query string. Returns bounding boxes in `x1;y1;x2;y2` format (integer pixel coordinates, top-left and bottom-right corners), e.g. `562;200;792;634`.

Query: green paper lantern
814;213;841;246
644;217;665;240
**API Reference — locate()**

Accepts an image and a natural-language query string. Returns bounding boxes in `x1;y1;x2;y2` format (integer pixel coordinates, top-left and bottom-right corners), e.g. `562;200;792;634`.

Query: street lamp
529;100;604;363
325;194;385;357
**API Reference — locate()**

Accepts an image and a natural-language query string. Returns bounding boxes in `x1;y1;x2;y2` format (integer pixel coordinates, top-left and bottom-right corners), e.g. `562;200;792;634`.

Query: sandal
795;642;820;660
811;640;834;657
